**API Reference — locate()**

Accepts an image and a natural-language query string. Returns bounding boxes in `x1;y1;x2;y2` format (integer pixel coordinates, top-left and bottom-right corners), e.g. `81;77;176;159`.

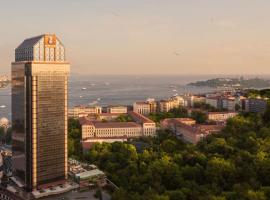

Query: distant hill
187;77;270;89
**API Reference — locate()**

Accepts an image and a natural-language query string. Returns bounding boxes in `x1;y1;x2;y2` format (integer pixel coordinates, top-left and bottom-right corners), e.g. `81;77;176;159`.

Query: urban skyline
1;1;270;199
1;0;270;75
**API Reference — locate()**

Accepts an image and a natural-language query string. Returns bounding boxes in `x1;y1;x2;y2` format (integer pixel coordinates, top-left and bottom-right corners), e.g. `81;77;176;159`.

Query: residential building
106;106;127;114
245;98;268;113
222;97;236;111
207;112;238;122
191;95;206;107
177;124;222;144
146;98;158;114
161;118;196;132
133;102;151;115
159;96;182;113
205;97;220;108
161;118;222;144
68;106;102;118
12;34;70;191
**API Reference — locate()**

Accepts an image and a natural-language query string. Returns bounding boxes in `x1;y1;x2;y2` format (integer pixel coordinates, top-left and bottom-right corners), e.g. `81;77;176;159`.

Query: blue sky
1;0;270;75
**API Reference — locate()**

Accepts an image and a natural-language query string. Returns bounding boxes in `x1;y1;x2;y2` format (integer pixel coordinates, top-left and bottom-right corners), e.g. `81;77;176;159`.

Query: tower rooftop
15;34;65;62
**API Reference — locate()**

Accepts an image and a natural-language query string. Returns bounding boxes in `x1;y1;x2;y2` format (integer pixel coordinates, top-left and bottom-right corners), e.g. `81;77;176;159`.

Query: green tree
191;111;208;123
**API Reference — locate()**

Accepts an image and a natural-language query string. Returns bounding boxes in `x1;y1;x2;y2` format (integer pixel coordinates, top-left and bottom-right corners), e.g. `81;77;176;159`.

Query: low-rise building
205;97;221;109
161;117;222;144
107;106;128;114
80;120;142;140
177;123;223;144
245;98;268;113
161;118;196;132
80;112;156;147
129;111;156;136
68;106;102;118
222;97;236;111
159;96;183;113
133;102;151;115
146;98;158;114
69;159;106;188
207;112;238;122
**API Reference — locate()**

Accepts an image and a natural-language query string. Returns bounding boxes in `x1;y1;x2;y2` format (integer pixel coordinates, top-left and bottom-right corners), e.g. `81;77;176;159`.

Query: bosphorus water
0;74;232;119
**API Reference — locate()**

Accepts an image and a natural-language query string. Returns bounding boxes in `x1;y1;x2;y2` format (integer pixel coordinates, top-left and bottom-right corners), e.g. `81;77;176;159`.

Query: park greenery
246;89;270;99
68;104;270;200
116;114;133;122
68;118;83;159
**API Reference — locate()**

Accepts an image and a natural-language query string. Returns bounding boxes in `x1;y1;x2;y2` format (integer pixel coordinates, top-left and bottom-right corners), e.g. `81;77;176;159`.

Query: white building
206;97;220;108
80;111;156;141
107;106;127;114
133;102;151;115
68;106;102;118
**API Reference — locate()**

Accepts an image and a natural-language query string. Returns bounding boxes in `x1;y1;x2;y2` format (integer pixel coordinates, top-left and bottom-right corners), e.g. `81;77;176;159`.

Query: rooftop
75;169;105;179
79;117;141;128
94;122;140;128
128;111;154;123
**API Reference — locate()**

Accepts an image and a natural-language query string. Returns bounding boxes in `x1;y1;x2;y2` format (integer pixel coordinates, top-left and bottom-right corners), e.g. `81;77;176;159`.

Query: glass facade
12;34;70;191
35;74;67;185
11;64;27;184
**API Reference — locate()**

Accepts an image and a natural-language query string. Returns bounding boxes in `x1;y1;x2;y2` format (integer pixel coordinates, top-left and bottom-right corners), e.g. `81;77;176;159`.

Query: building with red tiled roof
129;111;156;136
80;112;156;146
161;117;223;144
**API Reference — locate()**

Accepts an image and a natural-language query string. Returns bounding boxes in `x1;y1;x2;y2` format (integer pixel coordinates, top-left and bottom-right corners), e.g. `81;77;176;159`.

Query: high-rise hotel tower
11;34;70;191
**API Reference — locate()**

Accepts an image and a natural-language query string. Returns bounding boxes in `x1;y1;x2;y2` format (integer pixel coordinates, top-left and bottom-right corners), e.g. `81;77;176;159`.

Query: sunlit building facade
12;34;70;191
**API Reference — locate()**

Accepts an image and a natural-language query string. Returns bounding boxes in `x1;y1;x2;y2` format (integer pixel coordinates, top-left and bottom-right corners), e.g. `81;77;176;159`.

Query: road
41;189;111;200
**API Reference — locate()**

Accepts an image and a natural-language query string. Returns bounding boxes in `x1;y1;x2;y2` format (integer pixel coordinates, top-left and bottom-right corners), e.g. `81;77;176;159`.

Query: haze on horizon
1;0;270;75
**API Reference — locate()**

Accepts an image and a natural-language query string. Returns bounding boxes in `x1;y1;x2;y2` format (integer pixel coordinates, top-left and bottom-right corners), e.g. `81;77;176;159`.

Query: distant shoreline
187;77;270;89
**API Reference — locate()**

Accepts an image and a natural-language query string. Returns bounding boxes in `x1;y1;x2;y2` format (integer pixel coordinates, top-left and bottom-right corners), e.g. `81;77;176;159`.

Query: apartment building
222;97;236;111
68;106;102;118
133;102;151;115
205;97;221;109
159;96;183;113
106;106;128;114
207;112;238;122
245;98;268;113
161;117;222;143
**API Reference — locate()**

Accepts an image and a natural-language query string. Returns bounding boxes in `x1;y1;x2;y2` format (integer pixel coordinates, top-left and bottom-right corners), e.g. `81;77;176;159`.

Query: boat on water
81;87;87;90
0;105;6;108
89;101;98;106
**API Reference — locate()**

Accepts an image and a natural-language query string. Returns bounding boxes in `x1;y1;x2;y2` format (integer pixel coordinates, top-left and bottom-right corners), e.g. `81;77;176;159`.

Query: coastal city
1;1;270;200
0;58;269;199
